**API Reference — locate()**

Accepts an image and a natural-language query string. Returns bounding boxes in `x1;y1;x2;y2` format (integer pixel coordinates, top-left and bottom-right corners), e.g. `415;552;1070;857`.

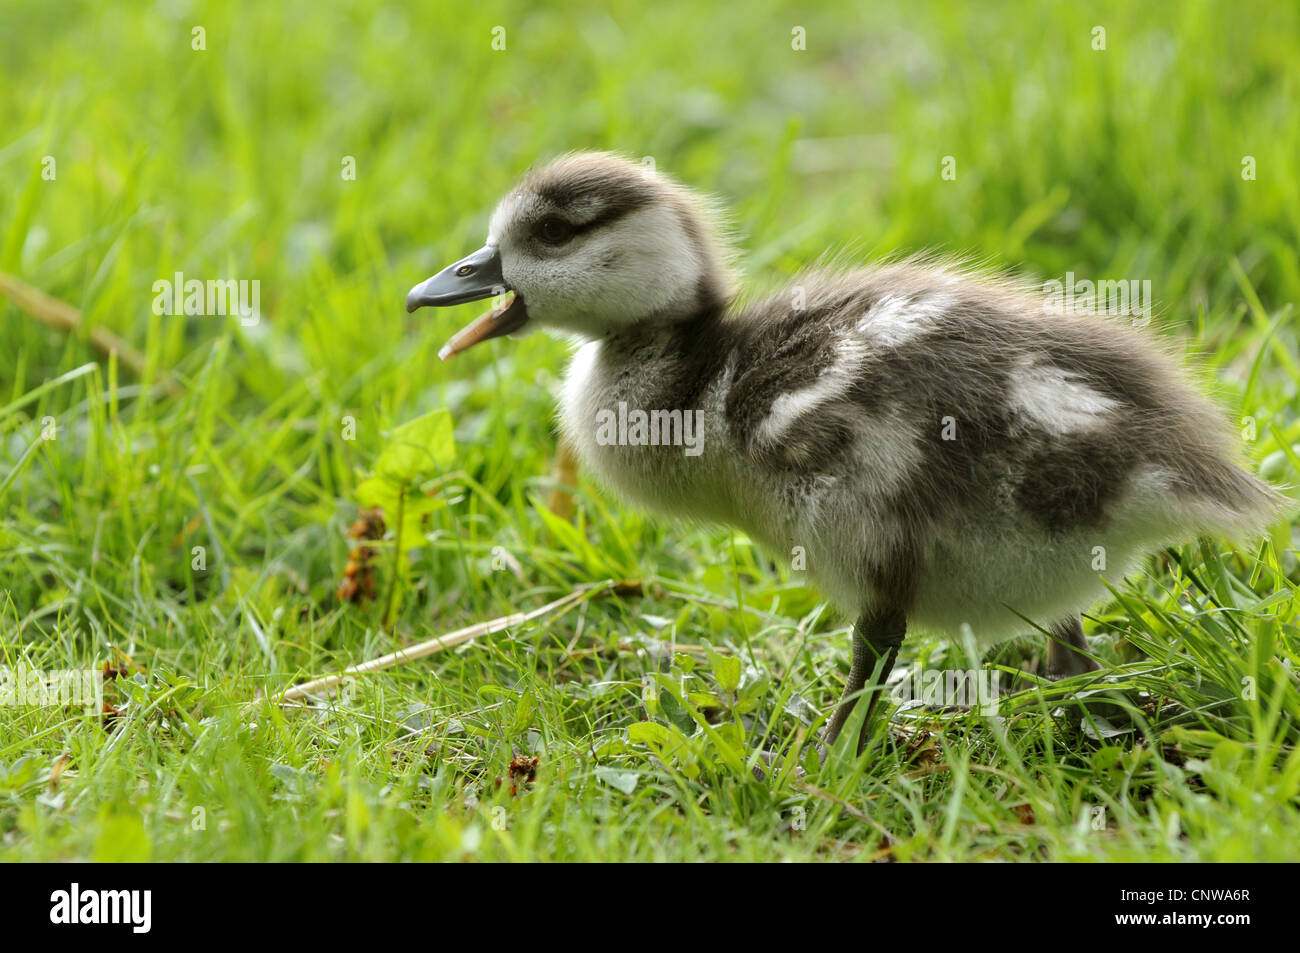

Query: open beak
405;245;530;360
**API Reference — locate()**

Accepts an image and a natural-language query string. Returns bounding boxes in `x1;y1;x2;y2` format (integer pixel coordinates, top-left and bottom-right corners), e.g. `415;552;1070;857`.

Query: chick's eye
537;217;574;245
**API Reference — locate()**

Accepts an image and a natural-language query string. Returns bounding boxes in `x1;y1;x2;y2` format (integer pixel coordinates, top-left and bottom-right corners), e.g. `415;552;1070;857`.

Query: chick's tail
1183;456;1290;540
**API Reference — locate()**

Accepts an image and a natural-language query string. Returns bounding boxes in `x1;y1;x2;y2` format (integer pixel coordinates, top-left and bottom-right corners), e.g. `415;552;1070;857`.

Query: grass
0;0;1297;862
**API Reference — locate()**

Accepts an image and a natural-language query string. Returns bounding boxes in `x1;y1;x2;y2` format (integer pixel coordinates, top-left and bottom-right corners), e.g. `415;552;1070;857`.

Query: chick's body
561;260;1277;644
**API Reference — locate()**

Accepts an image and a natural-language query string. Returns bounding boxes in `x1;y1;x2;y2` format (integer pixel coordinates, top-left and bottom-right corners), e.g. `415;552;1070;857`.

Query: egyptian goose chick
407;152;1285;756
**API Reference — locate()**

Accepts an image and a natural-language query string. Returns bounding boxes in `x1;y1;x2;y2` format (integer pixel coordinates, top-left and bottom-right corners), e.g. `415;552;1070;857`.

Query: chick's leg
822;608;907;756
1045;614;1100;680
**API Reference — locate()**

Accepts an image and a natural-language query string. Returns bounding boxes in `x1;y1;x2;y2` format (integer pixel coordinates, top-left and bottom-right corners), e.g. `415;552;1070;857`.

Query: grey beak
406;245;509;313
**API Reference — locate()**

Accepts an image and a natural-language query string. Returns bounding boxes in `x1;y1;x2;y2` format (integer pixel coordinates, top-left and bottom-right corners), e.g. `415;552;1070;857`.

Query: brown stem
0;270;180;396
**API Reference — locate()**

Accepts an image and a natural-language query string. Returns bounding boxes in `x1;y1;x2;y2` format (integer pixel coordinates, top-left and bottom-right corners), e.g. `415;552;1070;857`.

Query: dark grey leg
822;609;907;756
1045;615;1100;680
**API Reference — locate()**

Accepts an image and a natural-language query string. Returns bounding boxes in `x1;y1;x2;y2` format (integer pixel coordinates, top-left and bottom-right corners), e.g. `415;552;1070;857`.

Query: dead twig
280;581;612;703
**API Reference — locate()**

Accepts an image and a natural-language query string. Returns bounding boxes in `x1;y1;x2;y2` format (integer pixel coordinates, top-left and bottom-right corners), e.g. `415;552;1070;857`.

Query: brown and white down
407;152;1286;756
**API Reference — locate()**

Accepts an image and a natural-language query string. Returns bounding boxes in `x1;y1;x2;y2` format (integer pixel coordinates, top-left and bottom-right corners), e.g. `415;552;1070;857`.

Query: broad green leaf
595;767;640;795
354;477;445;563
513;691;538;731
396;491;444;551
705;643;741;693
355;475;399;512
657;683;695;735
374;408;456;482
628;721;673;747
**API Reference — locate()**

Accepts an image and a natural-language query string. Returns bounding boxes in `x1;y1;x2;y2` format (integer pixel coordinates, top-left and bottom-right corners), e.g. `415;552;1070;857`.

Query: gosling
406;152;1284;757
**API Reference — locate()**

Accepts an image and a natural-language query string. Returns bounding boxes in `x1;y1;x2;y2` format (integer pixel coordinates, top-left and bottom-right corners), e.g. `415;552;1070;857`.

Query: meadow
0;0;1297;861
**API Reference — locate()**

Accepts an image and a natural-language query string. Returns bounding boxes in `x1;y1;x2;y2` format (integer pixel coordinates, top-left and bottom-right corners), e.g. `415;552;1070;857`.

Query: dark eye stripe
575;204;637;232
545;202;645;242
